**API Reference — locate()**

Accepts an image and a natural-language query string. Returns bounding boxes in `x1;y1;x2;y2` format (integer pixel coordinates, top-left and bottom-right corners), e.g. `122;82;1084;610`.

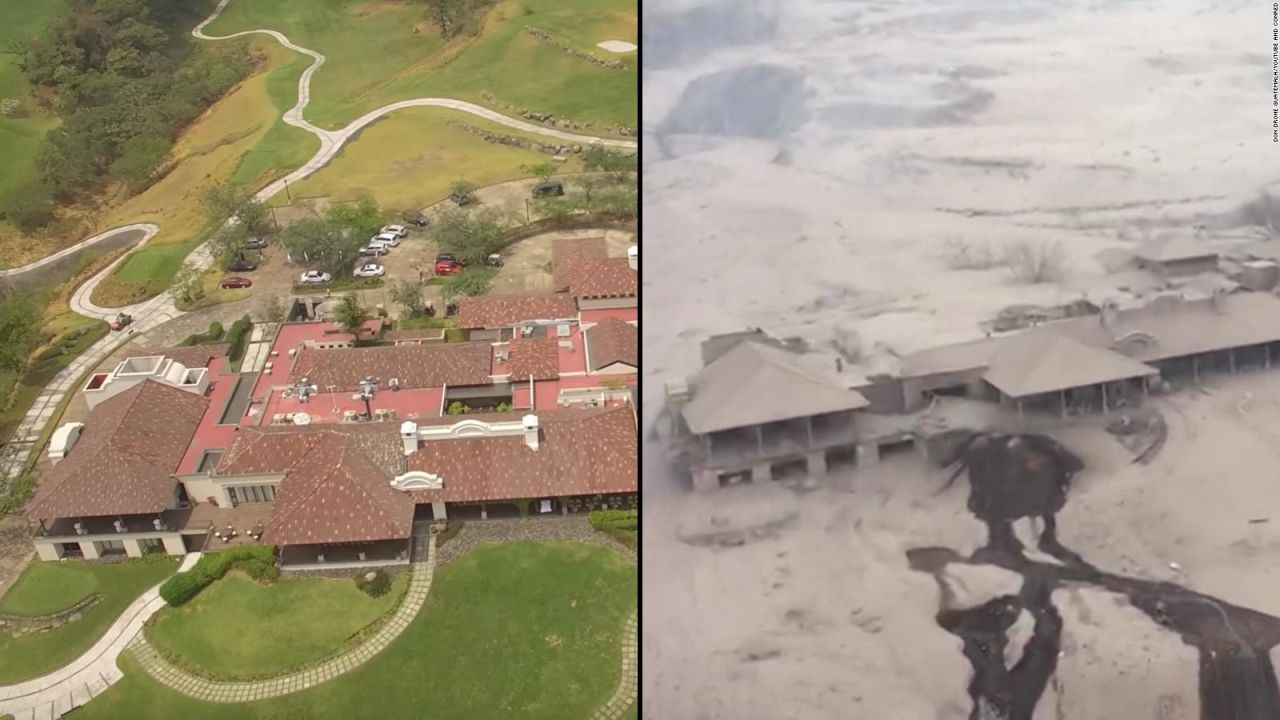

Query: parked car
359;245;389;257
220;276;253;289
299;271;332;285
371;232;400;247
109;313;132;331
353;263;385;278
380;224;408;238
532;181;565;198
401;212;429;227
435;253;464;265
485;253;503;267
228;258;257;272
449;191;477;207
435;260;464;276
243;237;268;249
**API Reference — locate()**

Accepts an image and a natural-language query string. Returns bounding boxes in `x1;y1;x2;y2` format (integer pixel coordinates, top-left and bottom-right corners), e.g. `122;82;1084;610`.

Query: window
229;484;277;505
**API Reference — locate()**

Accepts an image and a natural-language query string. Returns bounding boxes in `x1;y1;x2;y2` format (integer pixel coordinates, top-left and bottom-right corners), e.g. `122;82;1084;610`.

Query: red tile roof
551;236;608;291
561;257;637;299
508;337;561;380
289;343;493;391
585;318;638;371
28;381;209;521
217;424;413;546
457;293;579;330
405;405;637;503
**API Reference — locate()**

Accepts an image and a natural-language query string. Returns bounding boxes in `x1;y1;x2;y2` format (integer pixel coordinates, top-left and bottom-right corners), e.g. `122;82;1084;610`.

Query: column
856;442;880;466
480;504;488;520
123;538;144;558
560;497;568;516
35;541;64;562
432;501;448;520
750;463;773;483
806;451;827;477
162;535;186;555
692;470;719;492
1101;383;1109;414
79;541;101;560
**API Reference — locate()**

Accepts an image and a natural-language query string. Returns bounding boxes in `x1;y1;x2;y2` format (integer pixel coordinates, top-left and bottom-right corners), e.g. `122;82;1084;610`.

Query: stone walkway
593;610;638;720
129;536;436;703
0;553;202;720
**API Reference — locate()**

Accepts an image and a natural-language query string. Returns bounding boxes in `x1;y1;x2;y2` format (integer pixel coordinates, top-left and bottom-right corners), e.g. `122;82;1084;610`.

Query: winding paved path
0;553;202;720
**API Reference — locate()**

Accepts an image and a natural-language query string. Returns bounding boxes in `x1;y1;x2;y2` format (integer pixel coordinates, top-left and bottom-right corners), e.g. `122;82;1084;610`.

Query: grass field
0;563;98;617
287;107;584;208
0;558;177;685
147;572;407;679
75;543;635;720
204;0;637;130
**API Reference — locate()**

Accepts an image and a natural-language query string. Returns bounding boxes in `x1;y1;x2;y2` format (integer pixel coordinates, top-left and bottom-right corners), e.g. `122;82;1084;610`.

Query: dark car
449;192;477;207
228;258;257;272
401;212;430;228
532;181;565;198
220;276;253;289
435;253;464;265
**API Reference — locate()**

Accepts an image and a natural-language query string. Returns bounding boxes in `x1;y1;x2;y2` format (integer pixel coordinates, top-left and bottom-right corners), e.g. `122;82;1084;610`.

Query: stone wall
478;91;637;138
279;564;410;580
0;594;100;637
523;26;625;71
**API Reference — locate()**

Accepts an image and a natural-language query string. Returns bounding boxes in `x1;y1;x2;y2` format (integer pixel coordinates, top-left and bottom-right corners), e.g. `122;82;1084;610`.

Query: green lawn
229;51;319;188
0;1;64;214
76;542;636;719
147;572;407;679
0;558;177;684
0;563;98;617
204;0;637;130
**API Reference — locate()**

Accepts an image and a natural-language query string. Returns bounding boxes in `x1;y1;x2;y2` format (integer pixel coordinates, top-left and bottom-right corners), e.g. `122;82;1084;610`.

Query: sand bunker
596;40;637;53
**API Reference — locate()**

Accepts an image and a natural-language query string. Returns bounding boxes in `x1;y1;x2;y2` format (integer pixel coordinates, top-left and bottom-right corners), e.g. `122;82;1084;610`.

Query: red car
221;276;253;289
434;260;464;276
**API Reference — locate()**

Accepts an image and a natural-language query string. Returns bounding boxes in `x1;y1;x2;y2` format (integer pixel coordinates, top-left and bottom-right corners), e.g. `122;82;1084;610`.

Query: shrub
1004;240;1065;284
225;315;252;362
355;570;392;598
159;545;277;606
589;509;637;532
177;321;224;347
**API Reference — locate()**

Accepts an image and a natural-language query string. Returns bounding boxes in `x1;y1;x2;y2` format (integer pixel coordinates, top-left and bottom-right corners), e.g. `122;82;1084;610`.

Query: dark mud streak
912;432;1280;720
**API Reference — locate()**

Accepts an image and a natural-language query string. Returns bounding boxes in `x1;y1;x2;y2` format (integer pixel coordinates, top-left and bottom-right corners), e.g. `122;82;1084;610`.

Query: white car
370;232;400;247
353;263;385;278
380;224;408;238
359;245;389;257
299;271;332;285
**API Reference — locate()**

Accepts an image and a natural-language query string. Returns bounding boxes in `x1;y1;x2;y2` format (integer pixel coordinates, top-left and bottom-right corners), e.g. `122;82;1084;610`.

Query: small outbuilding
1135;234;1219;277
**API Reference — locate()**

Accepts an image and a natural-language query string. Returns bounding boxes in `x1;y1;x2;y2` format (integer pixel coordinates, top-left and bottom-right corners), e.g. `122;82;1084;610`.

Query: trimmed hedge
225;315;252;363
588;509;637;532
176;321;224;347
159;545;278;606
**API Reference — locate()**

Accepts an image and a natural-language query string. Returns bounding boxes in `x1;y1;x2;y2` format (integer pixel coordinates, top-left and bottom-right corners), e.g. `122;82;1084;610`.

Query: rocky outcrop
524;26;625;71
0;594;100;637
477;91;636;138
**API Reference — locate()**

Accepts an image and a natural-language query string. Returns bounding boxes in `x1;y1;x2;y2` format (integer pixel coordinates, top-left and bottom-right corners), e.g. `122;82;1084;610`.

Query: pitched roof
561;257;638;299
218;424;413;546
456;293;579;329
1136;234;1217;263
683;341;869;434
508;337;561;380
28;381;209;521
288;342;493;391
552;236;609;291
585;318;638;371
983;334;1158;399
405;405;637;503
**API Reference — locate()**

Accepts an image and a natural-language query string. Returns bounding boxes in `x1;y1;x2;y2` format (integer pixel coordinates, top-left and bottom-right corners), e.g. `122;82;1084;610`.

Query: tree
263;295;286;323
432;207;512;265
281;217;364;274
423;0;475;38
334;293;366;337
390;279;426;317
1242;193;1280;238
440;268;495;299
520;161;557;183
171;262;203;305
208;224;249;270
202;182;271;236
327;195;383;238
109;135;170;190
0;295;38;373
2;180;56;233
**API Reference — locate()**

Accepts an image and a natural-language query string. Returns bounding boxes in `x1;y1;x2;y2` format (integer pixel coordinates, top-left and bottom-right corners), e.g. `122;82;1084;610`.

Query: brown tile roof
288;342;493;391
507;337;561;380
457;293;579;330
128;345;229;369
28;381;209;521
561;257;638;300
218;424;413;546
585;318;637;371
406;405;637;503
983;334;1158;399
552;236;608;291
